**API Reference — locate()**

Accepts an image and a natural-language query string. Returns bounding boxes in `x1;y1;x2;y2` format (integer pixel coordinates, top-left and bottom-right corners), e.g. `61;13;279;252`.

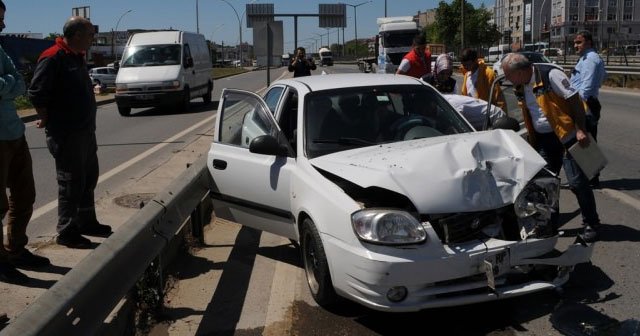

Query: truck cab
318;47;333;66
376;16;420;73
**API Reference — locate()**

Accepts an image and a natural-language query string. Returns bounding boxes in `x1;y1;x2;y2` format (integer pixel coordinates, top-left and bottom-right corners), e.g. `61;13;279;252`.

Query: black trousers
46;130;99;234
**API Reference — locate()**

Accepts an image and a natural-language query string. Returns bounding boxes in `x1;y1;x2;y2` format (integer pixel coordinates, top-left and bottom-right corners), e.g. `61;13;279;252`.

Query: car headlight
116;83;128;92
161;80;181;90
514;177;559;219
352;209;427;245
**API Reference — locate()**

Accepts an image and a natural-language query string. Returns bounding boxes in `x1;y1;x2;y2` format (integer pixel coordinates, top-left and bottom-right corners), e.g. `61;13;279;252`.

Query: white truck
318;47;333;66
357;16;420;74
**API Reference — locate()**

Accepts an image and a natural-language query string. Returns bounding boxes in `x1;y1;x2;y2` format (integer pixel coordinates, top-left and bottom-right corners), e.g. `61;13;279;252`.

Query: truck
357;16;420;74
318;47;333;66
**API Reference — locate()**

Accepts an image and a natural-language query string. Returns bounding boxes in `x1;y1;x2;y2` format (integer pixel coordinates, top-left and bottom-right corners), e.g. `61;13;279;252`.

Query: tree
432;0;501;53
45;33;59;40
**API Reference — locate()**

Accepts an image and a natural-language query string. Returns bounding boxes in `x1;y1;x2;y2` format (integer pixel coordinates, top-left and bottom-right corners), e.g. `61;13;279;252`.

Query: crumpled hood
309;130;547;213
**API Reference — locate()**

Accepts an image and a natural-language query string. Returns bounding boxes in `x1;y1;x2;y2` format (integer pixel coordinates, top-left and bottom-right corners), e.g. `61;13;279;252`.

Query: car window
305;85;473;158
263;86;285;114
219;91;278;148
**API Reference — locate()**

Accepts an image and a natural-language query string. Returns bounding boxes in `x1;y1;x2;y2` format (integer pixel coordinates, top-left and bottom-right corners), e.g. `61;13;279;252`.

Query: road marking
30;115;215;221
601;188;640;210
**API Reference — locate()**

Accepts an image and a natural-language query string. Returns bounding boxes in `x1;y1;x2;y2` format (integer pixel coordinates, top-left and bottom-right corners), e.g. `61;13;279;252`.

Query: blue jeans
563;140;601;226
535;132;600;227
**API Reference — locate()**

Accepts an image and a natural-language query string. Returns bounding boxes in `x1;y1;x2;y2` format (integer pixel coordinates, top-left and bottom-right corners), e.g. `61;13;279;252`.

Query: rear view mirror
249;135;289;157
185;57;194;68
113;61;120;71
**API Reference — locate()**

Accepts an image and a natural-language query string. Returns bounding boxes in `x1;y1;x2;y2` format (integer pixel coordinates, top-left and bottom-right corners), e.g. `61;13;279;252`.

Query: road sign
319;4;346;28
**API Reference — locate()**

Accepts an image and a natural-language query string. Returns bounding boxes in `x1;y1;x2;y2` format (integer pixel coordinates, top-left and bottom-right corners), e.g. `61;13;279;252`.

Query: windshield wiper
313;137;376;146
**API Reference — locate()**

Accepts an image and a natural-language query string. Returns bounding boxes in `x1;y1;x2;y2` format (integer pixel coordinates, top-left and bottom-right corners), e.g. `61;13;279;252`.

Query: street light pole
344;1;371;59
113;9;132;63
220;0;242;66
196;0;200;33
539;0;547;43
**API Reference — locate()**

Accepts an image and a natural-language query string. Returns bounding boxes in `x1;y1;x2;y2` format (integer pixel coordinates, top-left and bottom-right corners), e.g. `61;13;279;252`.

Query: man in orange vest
396;33;431;78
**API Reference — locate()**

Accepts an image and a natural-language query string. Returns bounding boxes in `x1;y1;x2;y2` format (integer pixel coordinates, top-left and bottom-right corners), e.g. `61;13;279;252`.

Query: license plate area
484;249;510;290
136;94;154;101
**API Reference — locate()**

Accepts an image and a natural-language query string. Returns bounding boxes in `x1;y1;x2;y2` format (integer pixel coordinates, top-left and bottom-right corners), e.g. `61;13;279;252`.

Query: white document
567;134;608;181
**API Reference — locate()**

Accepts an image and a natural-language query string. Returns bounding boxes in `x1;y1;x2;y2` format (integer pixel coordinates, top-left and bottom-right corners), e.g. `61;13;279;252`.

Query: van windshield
120;44;181;67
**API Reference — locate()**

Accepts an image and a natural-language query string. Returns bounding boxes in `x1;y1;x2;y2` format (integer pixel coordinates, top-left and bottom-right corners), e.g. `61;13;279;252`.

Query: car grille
387;53;405;65
426;206;515;244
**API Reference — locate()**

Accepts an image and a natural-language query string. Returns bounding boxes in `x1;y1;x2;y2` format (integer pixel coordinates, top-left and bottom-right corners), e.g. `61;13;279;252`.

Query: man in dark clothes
28;16;112;249
288;47;316;77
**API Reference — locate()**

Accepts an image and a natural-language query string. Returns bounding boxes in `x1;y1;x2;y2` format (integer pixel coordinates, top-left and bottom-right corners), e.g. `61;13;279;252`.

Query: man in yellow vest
502;52;601;242
460;48;506;111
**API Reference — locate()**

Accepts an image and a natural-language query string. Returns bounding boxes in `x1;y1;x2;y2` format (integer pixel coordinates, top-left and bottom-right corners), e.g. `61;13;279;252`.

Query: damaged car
207;73;593;312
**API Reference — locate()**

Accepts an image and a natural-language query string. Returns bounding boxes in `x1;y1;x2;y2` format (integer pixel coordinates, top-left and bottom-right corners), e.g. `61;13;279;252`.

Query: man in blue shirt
570;30;606;187
0;0;50;286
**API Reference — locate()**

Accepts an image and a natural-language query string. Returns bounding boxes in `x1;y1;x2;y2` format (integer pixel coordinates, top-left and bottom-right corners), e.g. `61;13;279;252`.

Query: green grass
15;95;32;110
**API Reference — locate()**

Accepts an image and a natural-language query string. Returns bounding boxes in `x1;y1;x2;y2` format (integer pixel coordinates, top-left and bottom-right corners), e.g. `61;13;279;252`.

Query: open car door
207;89;297;239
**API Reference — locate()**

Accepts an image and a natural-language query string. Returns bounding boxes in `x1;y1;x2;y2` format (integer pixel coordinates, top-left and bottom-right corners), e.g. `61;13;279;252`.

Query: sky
3;0;490;53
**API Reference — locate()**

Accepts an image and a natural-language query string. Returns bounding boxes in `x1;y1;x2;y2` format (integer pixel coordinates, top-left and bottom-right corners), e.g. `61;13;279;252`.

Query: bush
14;95;32;110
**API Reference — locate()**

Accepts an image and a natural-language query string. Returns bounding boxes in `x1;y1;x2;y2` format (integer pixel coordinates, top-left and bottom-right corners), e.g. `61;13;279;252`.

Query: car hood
309;130;547;214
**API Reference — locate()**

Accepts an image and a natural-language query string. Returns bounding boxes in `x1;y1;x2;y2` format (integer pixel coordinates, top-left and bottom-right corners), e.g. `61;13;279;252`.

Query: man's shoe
581;225;599;243
0;262;30;285
560;181;570;189
589;177;601;189
9;250;51;269
0;312;9;324
56;231;93;249
79;222;112;237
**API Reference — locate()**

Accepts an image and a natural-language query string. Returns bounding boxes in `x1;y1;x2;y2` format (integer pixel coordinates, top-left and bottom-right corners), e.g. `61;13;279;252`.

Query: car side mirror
491;116;521;132
249;135;289;157
113;61;120;71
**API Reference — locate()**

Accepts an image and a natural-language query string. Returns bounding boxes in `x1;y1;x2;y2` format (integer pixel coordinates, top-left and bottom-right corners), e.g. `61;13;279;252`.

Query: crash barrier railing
0;156;211;336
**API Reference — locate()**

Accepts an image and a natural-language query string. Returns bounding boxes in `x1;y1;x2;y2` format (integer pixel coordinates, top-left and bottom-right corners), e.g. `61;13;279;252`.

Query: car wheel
181;87;191;112
94;79;101;86
202;82;212;104
301;218;338;307
118;105;131;117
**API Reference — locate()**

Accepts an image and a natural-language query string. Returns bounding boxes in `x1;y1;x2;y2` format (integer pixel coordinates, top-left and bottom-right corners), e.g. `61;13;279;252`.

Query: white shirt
464;69;479;98
444;94;506;130
524;67;577;139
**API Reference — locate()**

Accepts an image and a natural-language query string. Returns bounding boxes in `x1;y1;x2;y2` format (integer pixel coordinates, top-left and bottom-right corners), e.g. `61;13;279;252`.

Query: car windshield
382;31;417;48
120;44;181;67
304;85;474;158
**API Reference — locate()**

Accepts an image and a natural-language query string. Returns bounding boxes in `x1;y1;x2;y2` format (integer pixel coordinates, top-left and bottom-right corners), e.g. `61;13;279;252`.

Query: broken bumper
325;234;594;312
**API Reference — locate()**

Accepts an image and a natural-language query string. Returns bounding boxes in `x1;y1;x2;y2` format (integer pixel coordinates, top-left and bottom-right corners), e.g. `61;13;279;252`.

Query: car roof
274;73;424;92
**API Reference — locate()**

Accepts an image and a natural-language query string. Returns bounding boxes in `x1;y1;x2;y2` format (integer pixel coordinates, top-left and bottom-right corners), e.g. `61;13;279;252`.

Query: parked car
493;51;554;78
207;73;593;312
89;66;117;87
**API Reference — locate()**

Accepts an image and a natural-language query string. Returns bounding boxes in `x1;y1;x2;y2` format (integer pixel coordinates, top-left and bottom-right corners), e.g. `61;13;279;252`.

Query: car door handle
212;159;227;170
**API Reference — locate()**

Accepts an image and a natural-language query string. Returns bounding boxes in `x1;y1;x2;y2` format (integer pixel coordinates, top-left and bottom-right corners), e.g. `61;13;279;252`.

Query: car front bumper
324;229;594;312
115;90;184;109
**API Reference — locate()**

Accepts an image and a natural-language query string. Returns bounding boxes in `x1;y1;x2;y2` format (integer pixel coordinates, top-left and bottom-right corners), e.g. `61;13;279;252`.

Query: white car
88;66;117;86
207;73;593;312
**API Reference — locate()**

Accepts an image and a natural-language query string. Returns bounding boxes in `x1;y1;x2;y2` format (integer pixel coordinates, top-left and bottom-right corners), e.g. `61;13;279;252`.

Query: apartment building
495;0;640;51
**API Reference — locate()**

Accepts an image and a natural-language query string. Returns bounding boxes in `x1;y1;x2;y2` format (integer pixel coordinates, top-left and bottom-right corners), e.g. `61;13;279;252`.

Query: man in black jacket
288;47;316;77
28;16;112;249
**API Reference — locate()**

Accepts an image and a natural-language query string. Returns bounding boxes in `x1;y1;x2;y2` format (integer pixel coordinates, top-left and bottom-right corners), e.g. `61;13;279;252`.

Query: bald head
501;53;533;85
63;16;94;52
63;16;92;38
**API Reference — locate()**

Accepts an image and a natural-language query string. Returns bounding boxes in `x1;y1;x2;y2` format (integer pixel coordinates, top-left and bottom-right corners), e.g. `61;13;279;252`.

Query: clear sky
3;0;489;52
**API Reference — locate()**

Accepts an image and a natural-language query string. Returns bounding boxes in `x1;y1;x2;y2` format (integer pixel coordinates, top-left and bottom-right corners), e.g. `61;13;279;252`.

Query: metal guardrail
0;157;211;336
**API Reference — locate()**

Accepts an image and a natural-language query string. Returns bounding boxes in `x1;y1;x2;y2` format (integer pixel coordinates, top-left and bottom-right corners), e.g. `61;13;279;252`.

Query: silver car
89;66;117;86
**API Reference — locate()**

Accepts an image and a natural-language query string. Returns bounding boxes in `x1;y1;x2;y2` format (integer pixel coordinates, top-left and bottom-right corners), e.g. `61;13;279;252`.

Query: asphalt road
155;64;640;335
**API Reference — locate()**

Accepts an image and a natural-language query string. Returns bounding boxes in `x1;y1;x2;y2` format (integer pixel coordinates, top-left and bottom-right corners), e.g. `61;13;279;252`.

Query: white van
487;44;511;63
114;31;213;116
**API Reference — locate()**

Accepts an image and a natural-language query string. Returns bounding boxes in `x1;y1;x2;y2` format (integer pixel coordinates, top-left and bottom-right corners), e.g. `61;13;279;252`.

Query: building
495;0;640;51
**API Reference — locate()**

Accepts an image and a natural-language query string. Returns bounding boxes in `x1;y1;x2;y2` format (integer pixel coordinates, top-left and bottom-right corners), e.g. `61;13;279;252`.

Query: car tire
202;82;212;104
94;79;101;86
118;105;131;117
301;218;338;308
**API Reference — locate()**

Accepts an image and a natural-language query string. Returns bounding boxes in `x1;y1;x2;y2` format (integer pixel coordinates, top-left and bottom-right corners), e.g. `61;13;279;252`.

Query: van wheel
118;105;131;116
301;218;338;308
202;82;212;104
181;88;191;112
